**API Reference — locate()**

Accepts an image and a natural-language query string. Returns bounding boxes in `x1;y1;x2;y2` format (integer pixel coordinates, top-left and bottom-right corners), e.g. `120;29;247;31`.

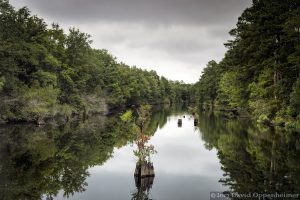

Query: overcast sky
10;0;251;83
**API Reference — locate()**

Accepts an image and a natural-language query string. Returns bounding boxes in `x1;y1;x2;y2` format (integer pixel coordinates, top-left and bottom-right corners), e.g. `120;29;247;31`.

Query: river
0;105;299;200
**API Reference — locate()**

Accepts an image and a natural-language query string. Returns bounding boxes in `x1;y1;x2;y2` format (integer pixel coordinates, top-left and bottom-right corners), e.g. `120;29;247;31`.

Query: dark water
0;105;299;200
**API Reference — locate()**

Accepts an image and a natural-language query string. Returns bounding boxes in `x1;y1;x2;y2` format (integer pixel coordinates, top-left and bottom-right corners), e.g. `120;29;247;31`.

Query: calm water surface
0;106;299;200
54;114;225;200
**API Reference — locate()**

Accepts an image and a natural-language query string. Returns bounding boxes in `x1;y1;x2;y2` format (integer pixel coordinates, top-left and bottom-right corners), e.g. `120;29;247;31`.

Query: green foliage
218;72;244;109
120;110;133;122
289;77;300;117
195;0;300;127
0;75;5;91
0;1;193;123
32;70;57;87
133;144;156;164
197;60;219;109
136;104;152;130
23;86;59;115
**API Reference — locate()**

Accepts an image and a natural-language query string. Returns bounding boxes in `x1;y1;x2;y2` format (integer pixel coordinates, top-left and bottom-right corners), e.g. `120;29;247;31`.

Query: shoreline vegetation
0;0;299;132
194;0;300;131
0;0;194;124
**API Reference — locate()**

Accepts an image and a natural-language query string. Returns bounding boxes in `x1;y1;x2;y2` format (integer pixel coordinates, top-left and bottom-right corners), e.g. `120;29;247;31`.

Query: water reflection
132;176;154;200
198;112;300;196
0;114;138;200
0;105;299;200
177;118;182;127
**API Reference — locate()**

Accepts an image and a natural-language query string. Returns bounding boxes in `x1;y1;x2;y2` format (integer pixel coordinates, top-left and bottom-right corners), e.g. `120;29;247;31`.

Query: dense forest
1;0;300;130
195;0;300;129
0;0;193;124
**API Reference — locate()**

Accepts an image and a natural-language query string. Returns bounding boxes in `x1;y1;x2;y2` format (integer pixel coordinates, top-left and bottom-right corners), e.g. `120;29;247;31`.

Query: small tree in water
133;134;156;165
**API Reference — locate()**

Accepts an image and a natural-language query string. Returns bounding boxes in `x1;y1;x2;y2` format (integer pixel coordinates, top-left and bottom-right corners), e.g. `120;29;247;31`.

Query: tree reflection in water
1;104;298;200
131;175;154;200
197;111;300;198
0;104;184;200
0;114;137;200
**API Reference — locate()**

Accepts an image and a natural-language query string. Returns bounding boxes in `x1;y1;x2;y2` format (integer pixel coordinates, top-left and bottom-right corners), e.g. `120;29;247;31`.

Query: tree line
0;0;193;123
195;0;300;129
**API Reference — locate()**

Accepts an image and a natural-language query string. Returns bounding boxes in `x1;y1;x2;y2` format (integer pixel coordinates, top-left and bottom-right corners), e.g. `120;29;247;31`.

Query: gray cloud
10;0;251;83
11;0;251;26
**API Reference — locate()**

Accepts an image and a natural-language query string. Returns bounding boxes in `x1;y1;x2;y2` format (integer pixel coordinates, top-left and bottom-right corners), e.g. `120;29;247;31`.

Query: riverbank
199;106;300;133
